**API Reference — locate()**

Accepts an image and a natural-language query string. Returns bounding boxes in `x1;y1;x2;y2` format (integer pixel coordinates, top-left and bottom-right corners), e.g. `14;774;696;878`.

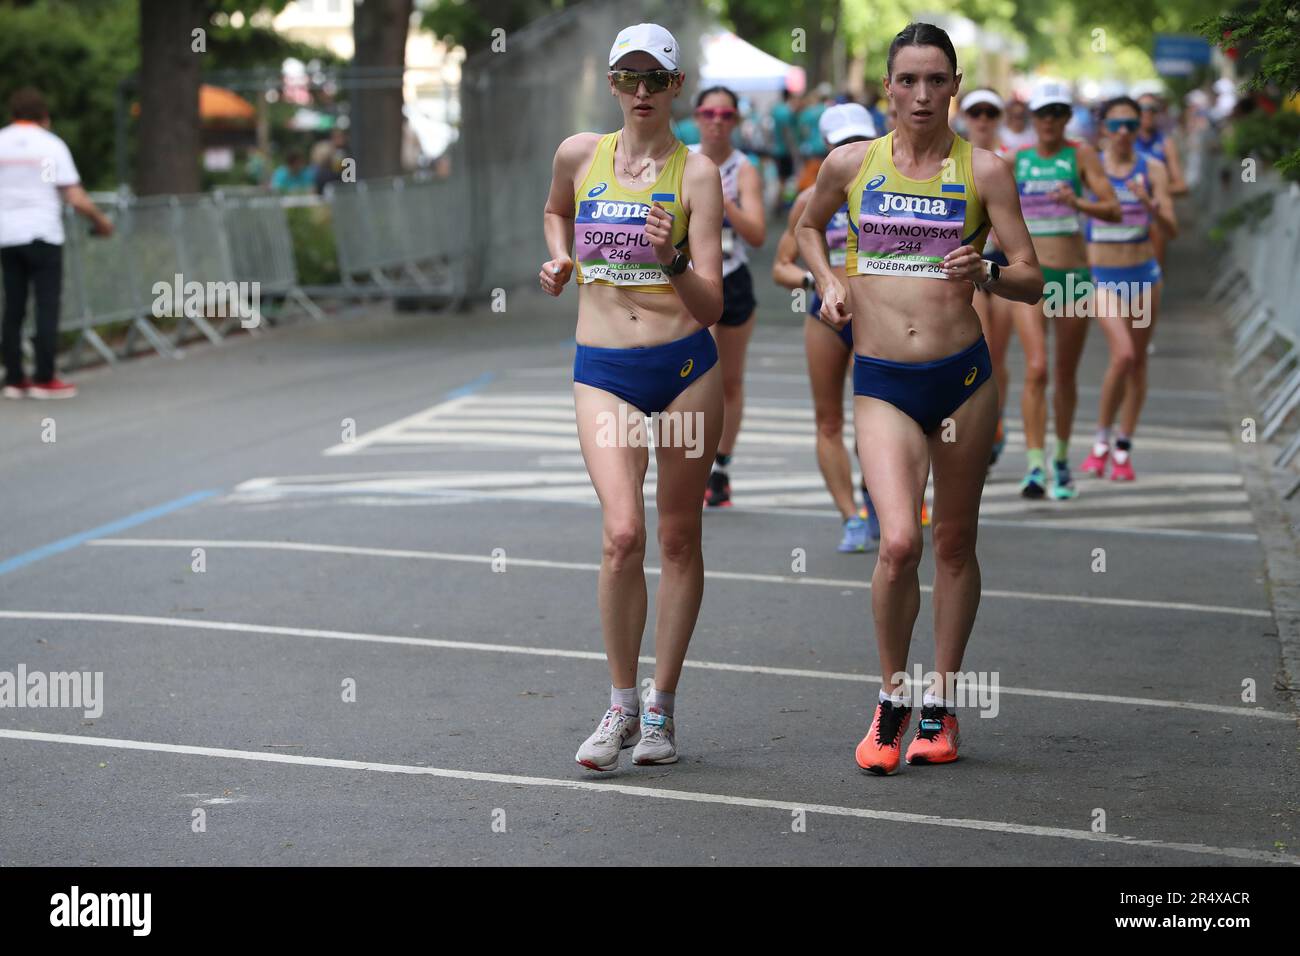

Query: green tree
1199;0;1300;180
422;0;580;56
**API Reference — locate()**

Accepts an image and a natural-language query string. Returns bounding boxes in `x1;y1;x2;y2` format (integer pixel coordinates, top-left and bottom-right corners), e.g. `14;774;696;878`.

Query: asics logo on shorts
679;358;694;377
964;366;978;386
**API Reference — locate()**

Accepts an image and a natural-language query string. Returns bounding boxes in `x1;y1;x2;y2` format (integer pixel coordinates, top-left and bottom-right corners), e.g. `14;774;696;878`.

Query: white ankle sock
879;688;911;708
610;685;639;714
647;688;675;716
922;691;957;709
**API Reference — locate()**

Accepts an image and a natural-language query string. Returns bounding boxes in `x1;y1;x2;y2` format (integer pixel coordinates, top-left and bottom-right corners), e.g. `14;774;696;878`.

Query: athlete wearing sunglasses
1133;92;1188;269
541;23;726;772
960;89;1015;469
1079;95;1177;484
608;68;680;96
1011;80;1120;502
688;86;767;509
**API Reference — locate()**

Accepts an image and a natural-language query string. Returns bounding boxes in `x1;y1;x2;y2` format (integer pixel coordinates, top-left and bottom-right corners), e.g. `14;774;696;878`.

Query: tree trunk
136;0;203;196
806;0;840;89
351;0;413;180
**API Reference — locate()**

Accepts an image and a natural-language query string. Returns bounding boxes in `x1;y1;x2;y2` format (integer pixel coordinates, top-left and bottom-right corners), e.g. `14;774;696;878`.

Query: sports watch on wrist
977;259;999;290
662;250;689;276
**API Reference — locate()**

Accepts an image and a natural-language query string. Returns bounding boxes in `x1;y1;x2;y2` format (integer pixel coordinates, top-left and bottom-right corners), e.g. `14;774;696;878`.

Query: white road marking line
977;492;1249;515
222;480;1261;542
0;610;1287;721
0;728;1291;863
84;539;1272;619
323;396;473;456
226;474;1254;528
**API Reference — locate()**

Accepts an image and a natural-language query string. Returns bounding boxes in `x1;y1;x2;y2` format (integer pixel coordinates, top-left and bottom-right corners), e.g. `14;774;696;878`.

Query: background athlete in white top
689;86;765;508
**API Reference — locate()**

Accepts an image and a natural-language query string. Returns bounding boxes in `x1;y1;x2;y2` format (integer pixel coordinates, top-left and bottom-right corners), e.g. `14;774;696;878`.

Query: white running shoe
575;705;640;771
632;706;678;765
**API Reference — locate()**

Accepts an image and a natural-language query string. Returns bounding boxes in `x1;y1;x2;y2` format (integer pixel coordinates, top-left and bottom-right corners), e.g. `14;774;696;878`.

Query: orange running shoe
855;698;912;775
920;500;930;526
905;705;960;765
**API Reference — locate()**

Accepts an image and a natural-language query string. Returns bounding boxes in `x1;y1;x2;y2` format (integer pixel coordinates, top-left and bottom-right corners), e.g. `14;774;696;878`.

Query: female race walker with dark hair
797;22;1043;775
1078;95;1178;483
689;85;767;508
539;23;724;771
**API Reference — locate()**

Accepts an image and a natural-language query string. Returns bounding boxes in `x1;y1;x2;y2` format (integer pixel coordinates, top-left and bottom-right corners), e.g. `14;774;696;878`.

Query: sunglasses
1104;118;1140;133
966;106;1002;120
608;69;679;95
1034;104;1071;120
695;107;738;122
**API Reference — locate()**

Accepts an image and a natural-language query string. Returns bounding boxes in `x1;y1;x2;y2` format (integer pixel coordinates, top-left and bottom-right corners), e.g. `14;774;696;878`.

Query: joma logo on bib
591;200;652;220
878;193;949;216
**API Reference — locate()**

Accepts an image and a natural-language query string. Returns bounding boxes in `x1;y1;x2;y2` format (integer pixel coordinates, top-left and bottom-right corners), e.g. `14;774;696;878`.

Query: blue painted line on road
444;371;495;400
0;489;221;578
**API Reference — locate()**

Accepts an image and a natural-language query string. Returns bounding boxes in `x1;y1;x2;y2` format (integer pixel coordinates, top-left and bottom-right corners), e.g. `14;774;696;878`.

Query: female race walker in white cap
539;23;725;772
959;88;1015;469
773;102;881;552
797;23;1043;774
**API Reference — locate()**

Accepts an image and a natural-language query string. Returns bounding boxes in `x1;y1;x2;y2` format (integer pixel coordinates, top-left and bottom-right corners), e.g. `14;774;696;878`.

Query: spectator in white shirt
1;87;113;399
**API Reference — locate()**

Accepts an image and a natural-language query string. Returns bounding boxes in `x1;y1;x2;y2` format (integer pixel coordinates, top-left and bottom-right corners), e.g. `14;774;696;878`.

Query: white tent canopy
697;29;805;94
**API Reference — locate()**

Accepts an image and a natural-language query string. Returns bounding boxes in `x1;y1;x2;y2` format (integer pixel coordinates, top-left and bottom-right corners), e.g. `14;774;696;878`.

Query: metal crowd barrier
50;189;319;370
1200;133;1300;479
324;172;466;306
6;173;472;375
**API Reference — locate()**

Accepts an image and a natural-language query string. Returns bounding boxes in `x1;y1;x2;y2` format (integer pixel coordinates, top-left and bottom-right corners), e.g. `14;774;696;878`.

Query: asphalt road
0;231;1296;866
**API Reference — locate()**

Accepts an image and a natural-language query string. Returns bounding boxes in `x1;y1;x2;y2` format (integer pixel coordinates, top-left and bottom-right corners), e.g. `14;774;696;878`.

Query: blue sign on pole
1153;34;1212;77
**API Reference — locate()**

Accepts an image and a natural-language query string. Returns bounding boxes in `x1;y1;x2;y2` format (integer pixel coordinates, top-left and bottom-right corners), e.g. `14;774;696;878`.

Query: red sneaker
1080;443;1109;477
905;705;960;765
2;378;32;399
1109;449;1136;481
28;377;77;399
855;698;912;775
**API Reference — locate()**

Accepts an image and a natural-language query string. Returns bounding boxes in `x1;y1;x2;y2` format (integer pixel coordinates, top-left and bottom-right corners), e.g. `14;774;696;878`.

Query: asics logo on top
964;366;978;385
865;174;887;190
587;182;609;197
679;358;694;377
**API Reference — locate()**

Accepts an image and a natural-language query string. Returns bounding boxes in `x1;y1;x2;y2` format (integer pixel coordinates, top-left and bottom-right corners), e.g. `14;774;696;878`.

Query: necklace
618;130;676;183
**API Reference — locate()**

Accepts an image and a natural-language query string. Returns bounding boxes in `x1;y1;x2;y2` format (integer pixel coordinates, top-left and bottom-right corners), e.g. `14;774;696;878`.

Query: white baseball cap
1029;81;1073;112
819;103;877;145
1130;79;1166;100
609;23;680;71
960;90;1005;113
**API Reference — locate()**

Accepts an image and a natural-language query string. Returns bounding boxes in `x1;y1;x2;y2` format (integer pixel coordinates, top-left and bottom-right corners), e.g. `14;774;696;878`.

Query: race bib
826;206;849;269
574;198;667;286
1090;178;1149;243
855;189;964;279
1019;179;1080;235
